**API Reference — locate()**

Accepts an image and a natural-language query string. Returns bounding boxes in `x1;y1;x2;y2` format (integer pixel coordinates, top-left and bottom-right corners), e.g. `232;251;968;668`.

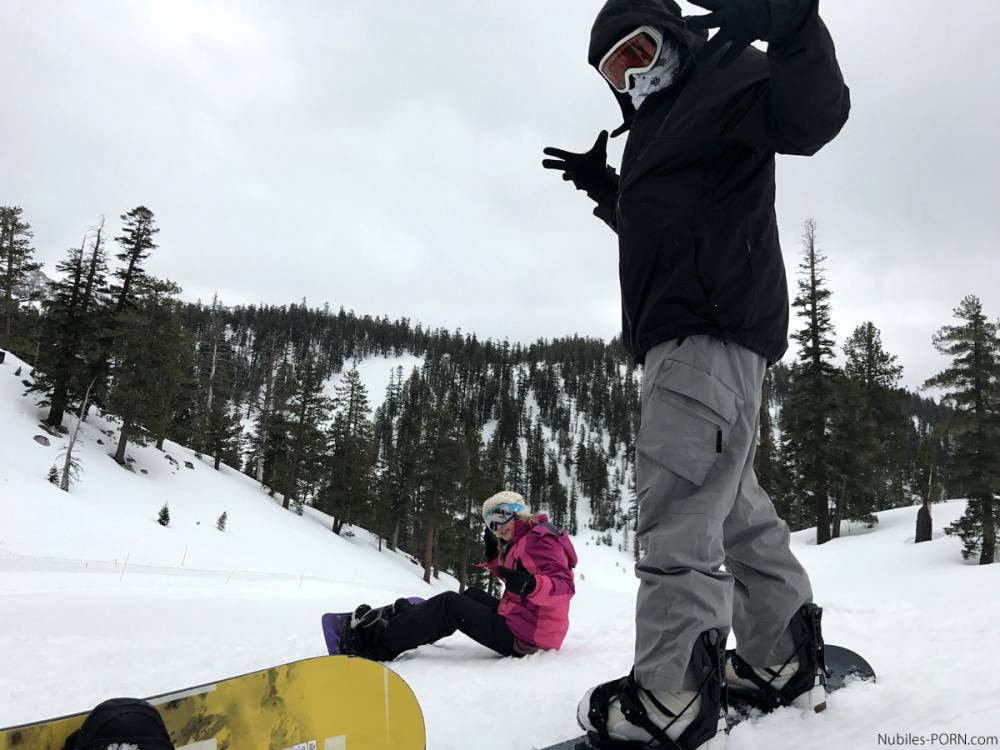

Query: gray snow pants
633;335;813;692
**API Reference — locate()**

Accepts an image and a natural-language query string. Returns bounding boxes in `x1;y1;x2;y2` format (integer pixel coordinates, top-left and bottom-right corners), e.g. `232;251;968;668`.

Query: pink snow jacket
483;514;577;651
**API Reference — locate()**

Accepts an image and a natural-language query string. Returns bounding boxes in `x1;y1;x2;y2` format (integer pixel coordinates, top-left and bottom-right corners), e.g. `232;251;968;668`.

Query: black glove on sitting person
497;559;536;597
483;527;499;563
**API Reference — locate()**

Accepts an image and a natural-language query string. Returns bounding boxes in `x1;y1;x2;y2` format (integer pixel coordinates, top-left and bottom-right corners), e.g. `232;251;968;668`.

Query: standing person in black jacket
542;1;849;748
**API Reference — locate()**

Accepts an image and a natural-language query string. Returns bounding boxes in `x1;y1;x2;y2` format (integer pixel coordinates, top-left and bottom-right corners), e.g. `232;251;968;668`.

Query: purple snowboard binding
322;597;425;656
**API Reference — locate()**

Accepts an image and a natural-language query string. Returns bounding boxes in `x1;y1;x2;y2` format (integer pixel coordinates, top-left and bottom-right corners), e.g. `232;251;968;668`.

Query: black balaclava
588;0;707;135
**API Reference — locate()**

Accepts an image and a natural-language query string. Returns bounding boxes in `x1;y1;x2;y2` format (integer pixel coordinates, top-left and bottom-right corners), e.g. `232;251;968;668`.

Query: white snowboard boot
577;682;727;749
726;603;828;713
577;630;727;749
725;655;827;712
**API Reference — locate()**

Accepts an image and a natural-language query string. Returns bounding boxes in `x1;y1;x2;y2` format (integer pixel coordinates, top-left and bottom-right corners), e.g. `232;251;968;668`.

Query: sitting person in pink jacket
344;491;577;660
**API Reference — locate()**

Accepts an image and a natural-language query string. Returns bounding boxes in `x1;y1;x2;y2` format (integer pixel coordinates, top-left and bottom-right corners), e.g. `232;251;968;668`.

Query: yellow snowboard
0;655;425;749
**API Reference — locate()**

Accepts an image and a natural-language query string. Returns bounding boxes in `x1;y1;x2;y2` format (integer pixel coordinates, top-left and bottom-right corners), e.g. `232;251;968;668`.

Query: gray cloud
3;0;997;392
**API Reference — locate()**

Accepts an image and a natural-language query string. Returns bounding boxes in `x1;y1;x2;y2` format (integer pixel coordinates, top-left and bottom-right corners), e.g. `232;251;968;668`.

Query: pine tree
496;369;521;445
192;295;228;452
483;435;506;490
371;366;406;549
158;503;170;526
56;448;84;491
828;372;879;534
569;482;579;535
843;322;908;512
159;348;200;451
111;207;158;314
417;400;467;583
258;358;295;496
29;223;110;427
86;207;160;409
151;336;197;454
924;295;1000;564
457;427;489;590
204;388;243;471
757;367;795;521
217;511;228;531
783;219;839;544
505;440;525;494
384;374;426;550
546;451;568;529
106;278;189;465
192;316;242;471
827;325;900;533
913;397;953;505
526;417;546;508
0;206;40;346
844;323;904;406
321;363;375;534
250;334;280;484
279;353;332;509
58;377;97;492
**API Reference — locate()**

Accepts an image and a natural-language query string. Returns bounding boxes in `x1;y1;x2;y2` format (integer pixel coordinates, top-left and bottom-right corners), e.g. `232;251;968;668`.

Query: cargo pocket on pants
636;358;741;487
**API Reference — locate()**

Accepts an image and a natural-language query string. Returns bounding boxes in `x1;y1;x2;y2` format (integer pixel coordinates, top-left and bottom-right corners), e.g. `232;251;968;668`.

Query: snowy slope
3;352;1000;749
0;352;453;725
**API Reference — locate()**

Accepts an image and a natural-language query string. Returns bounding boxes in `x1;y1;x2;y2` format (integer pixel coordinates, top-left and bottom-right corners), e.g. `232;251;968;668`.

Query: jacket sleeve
524;534;575;602
588;166;620;233
727;0;851;156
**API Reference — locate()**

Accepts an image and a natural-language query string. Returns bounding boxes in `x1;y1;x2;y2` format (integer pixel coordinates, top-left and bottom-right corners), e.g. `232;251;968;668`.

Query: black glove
483;527;499;562
686;0;771;68
497;559;536;597
542;131;616;202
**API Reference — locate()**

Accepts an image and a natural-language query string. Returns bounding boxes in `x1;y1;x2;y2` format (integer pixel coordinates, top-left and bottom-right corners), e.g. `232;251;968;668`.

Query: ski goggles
483;502;524;531
598;26;664;93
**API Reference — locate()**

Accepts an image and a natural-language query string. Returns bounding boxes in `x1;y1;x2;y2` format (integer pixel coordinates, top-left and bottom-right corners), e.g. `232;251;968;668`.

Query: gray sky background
3;0;999;393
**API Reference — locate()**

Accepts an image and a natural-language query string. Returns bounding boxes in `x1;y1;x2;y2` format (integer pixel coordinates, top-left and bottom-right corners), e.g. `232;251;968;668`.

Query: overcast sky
3;0;998;392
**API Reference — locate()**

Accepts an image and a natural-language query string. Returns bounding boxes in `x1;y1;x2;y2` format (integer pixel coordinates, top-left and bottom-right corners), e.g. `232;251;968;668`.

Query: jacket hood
588;0;707;134
508;514;578;569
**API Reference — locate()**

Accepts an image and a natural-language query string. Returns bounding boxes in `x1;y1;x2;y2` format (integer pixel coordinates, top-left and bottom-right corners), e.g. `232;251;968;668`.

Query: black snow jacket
588;0;850;365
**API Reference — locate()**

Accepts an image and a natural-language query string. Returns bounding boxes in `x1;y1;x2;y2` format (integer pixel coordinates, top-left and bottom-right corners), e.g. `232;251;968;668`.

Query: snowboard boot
391;597;416;617
577;630;728;749
725;603;827;714
63;697;174;749
339;604;385;659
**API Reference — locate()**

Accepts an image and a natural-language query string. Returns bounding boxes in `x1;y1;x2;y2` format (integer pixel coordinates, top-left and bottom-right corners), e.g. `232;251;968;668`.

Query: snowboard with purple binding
322;597;425;656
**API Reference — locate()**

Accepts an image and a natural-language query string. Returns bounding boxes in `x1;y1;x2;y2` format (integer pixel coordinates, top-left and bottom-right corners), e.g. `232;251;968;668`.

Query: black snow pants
373;587;518;660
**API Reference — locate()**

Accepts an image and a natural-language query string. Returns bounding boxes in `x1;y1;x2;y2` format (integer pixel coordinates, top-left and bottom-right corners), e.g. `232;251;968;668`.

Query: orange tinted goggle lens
600;32;660;92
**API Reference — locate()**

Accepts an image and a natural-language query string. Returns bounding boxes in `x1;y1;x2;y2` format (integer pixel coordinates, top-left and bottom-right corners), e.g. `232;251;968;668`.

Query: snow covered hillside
2;351;999;749
323;352;424;412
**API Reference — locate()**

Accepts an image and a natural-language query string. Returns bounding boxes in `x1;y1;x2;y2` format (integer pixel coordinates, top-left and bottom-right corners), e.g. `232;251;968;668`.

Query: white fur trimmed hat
482;490;528;518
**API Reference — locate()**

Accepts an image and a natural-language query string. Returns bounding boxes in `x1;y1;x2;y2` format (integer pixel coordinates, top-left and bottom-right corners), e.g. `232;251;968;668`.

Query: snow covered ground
2;352;999;749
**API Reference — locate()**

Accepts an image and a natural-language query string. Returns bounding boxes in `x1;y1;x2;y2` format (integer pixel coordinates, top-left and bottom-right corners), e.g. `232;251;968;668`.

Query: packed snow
2;352;999;749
